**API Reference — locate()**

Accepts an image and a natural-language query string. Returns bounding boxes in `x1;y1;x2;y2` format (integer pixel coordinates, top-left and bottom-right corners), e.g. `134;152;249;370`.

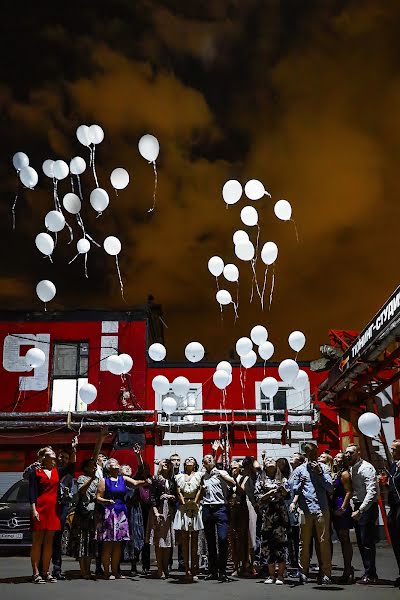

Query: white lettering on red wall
3;334;50;391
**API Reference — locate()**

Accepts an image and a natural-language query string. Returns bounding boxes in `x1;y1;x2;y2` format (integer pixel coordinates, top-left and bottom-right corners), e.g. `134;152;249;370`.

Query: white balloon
208;256;224;277
278;359;299;384
216;290;232;306
187;394;197;408
152;375;170;395
222;180;242;205
250;325;268;345
261;242;278;266
110;168;129;190
138;134;159;162
288;331;306;352
185;342;205;363
53;160;69;181
103;236;121;256
79;383;97;405
216;361;232;374
35;233;54;256
76;125;91;147
244;179;268;200
233;230;249;245
223;264;239;282
36;280;56;303
42;159;54;178
13;152;29;171
25;348;45;369
70;156;86;175
261;377;279;399
162;396;177;416
89;124;104;145
358;412;381;438
45;210;65;233
119;353;133;374
213;369;230;390
63;193;81;214
293;370;309;391
19;166;38;189
90;188;109;213
274;199;292;221
106;354;125;375
236;337;253;357
240;205;258;227
149;343;166;361
258;341;274;361
234;240;255;262
172;376;190;397
77;238;90;254
241;350;257;369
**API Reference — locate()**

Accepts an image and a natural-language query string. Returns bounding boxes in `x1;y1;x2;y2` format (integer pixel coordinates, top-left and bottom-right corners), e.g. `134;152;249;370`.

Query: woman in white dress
173;457;203;581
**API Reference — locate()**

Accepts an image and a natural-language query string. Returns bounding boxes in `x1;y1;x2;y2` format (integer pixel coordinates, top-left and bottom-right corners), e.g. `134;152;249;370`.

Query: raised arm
92;427;108;464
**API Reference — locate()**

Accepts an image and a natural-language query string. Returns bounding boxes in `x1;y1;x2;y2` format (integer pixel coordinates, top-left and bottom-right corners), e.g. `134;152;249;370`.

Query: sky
0;0;399;362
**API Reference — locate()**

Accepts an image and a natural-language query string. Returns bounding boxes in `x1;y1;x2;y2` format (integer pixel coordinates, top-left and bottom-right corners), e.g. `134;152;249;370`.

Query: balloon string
235;281;239;322
232;301;238;321
68;253;79;265
76;214;100;247
263;359;267;377
250;262;255;304
70;176;75;194
77;175;83;201
215;276;220;292
255;224;260;264
89;146;93;167
44;302;47;313
96;212;102;219
264;189;272;198
91;146;99;188
115;255;125;302
261;266;268;311
11;191;18;230
65;220;74;245
251;260;261;302
84;253;88;279
147;160;158;213
269;266;275;311
291;219;299;243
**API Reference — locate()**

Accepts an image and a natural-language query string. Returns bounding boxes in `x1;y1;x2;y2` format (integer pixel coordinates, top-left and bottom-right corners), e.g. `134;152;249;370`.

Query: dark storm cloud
1;0;400;361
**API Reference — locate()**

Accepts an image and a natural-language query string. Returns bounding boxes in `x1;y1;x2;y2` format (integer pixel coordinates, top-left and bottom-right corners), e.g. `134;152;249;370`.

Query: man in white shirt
202;454;235;582
345;444;379;584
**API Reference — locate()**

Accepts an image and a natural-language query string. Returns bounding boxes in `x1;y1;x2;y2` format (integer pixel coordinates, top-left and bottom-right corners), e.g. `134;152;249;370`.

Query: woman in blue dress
96;458;146;579
332;452;354;583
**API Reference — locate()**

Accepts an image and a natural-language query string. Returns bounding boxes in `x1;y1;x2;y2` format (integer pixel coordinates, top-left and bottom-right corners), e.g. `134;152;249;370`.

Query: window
2;480;29;503
260;388;287;422
51;342;89;412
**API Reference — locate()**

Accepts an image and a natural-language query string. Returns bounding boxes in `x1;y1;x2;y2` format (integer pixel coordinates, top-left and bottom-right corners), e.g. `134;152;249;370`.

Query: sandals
32;574;46;584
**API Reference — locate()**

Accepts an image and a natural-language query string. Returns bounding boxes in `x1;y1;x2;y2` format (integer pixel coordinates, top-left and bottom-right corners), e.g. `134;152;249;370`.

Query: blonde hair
120;464;132;476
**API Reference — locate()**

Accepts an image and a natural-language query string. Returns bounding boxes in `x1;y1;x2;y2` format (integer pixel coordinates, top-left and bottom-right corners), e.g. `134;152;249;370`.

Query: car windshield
0;480;29;503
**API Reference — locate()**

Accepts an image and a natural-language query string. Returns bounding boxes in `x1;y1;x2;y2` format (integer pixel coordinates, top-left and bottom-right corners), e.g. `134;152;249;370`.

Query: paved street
0;542;398;599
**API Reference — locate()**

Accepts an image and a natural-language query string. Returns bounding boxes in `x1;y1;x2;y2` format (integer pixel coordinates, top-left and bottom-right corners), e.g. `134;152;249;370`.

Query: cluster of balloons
236;325;274;368
151;374;197;421
106;353;133;375
213;360;233;390
12;128;161;307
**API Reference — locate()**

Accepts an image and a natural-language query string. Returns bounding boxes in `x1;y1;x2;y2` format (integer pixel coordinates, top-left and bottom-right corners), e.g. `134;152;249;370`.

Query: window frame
50;341;89;412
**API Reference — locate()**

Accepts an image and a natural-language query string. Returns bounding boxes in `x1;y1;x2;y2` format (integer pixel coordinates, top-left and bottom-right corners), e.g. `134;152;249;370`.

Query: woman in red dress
29;447;61;583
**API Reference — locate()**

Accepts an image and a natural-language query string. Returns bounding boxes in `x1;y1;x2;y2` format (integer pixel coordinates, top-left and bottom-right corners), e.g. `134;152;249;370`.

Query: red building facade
0;309;337;494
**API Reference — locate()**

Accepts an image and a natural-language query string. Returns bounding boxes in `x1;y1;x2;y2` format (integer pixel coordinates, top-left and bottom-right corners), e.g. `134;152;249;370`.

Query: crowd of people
24;431;400;587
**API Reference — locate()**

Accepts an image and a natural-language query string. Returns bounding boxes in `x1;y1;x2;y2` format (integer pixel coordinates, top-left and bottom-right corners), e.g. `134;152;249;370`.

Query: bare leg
111;542;122;577
42;531;55;576
276;561;285;581
155;546;163;577
191;531;199;576
102;541;113;577
181;532;190;575
267;563;275;578
162;548;170;577
31;531;45;576
338;529;353;576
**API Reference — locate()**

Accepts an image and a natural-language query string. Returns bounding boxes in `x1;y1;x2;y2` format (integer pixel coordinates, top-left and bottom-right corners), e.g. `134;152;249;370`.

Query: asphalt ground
0;542;398;600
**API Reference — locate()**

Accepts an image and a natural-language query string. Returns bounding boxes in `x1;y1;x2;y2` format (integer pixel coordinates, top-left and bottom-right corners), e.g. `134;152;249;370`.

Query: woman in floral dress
174;457;203;581
147;459;177;579
254;457;289;585
96;458;146;579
